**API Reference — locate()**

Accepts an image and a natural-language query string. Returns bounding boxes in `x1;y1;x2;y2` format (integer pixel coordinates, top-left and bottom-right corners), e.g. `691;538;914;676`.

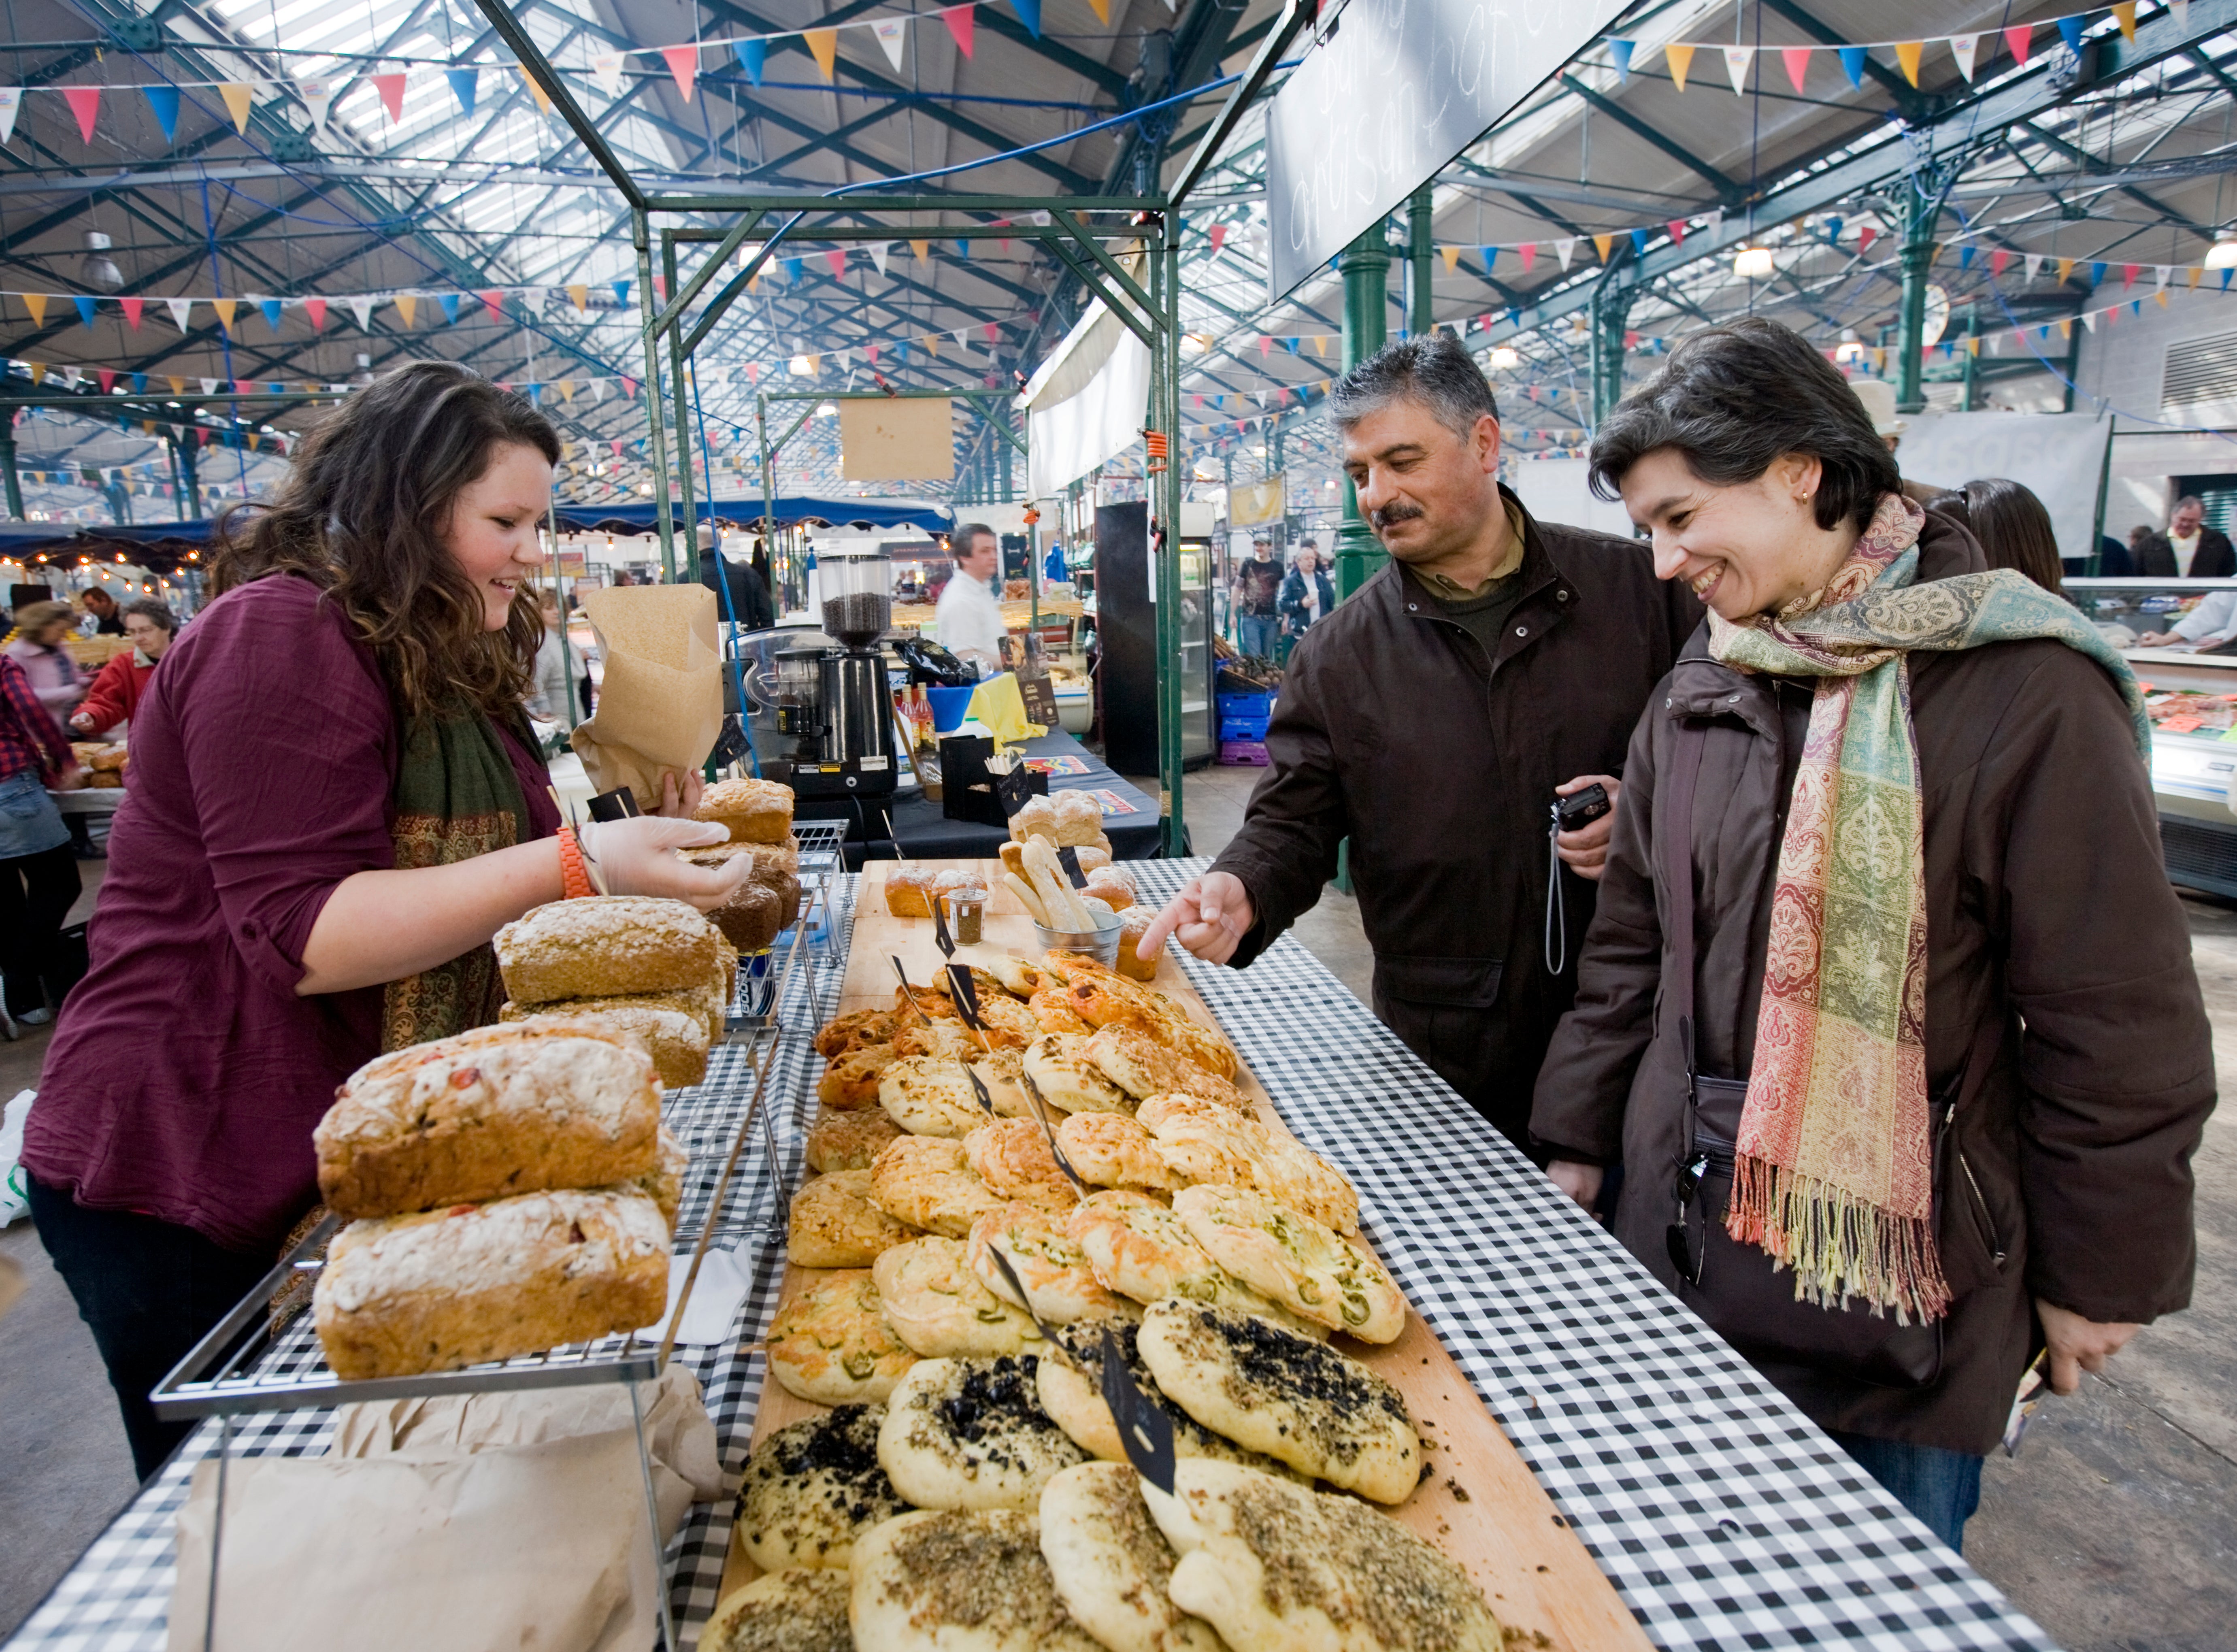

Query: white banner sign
1896;411;2113;562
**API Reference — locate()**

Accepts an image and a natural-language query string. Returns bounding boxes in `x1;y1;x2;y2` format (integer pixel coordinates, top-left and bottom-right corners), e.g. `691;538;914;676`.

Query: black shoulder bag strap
1660;716;1711;1096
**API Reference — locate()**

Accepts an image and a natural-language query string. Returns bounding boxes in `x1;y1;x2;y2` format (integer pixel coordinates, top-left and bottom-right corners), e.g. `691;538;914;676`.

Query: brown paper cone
570;585;724;809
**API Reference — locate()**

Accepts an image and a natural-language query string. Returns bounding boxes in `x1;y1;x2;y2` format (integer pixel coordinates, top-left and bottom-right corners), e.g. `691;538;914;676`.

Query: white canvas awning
1019;260;1154;498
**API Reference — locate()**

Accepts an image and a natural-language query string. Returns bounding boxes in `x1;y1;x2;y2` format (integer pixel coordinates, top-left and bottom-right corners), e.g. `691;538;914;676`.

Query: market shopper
530;588;591;729
79;586;126;637
1140;331;1701;1144
1926;479;2064;595
69;599;177;737
1530;317;2213;1550
2165;494;2234;577
934;522;1007;675
21;362;753;1480
1278;545;1336;636
0;647;84;1026
1231;535;1283;658
4;600;87;721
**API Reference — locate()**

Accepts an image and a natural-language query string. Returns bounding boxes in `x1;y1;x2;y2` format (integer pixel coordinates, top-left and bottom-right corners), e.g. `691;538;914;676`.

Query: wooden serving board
717;861;1651;1652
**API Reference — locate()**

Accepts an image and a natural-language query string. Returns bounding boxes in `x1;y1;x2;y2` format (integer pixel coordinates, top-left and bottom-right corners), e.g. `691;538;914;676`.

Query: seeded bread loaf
313;1187;671;1380
495;896;723;1005
314;1020;662;1219
499;998;713;1090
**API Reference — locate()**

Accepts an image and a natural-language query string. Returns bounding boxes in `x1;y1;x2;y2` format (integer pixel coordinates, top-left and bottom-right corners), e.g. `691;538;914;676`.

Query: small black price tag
946;963;983;1029
890;956;933;1024
1056;845;1088;888
932;894;956;957
1098;1327;1177;1495
963;1062;998;1116
993;764;1038;817
1016;1069;1090;1199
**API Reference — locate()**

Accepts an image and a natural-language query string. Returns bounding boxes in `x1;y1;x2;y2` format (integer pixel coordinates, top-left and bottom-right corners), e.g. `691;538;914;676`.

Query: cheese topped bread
1135;1093;1361;1235
1054;1111;1182;1193
764;1269;918;1406
1025;1032;1132;1116
970;1046;1033;1118
875;1357;1088;1512
805;1107;905;1173
894;1017;985;1062
969;1203;1137;1326
817;1045;897;1110
1028;986;1095;1036
964;1118;1080;1212
1085;1027;1244;1112
878;1056;990;1138
787;1168;923;1268
874;1236;1046;1358
1171;1183;1403;1343
733;1404;907;1572
868;1136;1011;1239
1062;1190;1328;1340
815;1007;897;1059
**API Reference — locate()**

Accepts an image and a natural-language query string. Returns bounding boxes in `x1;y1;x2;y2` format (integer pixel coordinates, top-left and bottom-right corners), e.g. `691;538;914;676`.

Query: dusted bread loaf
496;896;723;1005
315;1020;662;1219
313;1188;671;1380
694;777;795;844
885;865;937;918
499;1000;713;1090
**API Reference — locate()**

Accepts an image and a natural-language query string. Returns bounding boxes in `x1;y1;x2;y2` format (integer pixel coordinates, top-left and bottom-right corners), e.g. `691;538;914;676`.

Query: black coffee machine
777;547;899;802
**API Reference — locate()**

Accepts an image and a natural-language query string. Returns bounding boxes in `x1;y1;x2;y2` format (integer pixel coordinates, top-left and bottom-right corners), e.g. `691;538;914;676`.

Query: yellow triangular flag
1087;0;1109;20
517;66;553;115
1965;336;1979;356
1894;41;1923;86
2058;319;2071;338
1664;42;1694;92
396;293;417;326
1593;233;1613;262
220;83;253;133
911;238;932;262
2057;257;2075;284
28;362;45;385
213;298;237;333
567;284;588;312
2190;266;2203;290
2111;1;2137;41
167;375;185;394
1313;334;1330;356
1439;246;1460;272
143;420;156;435
22;293;46;327
2156;288;2169;308
804;353;820;373
925;333;940;358
805;28;839;80
246;432;260;451
560;379;576;401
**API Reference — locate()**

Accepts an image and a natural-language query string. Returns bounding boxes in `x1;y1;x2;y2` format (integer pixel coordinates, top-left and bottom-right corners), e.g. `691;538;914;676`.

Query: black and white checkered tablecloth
9;864;2054;1652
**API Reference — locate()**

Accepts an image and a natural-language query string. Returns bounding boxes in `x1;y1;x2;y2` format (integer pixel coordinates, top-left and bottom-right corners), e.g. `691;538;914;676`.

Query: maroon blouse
24;574;560;1254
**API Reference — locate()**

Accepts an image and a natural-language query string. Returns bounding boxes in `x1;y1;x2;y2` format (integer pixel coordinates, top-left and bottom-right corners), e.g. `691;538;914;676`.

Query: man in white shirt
2167;495;2235;578
934;522;1008;676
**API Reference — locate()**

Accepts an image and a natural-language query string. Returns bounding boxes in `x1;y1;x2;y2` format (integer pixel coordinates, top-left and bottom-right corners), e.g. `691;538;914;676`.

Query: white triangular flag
200;377;219;394
2024;254;2043;280
868;242;890;276
1722;45;1754;94
2156;265;2170;292
1554;237;1575;271
349;295;373;329
299;76;335;130
873;20;908;71
167;297;194;330
0;88;21;144
1704;206;1724;234
2082;311;2098;332
592;54;626;96
1949;34;1981;81
2172;0;2189;28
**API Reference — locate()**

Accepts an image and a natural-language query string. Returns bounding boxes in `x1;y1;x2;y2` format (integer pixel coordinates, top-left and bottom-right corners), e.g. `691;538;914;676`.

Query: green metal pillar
1960;305;1979;411
665;239;702;586
166;437;186;520
1151;224;1188;856
178;430;198;516
1895;199;1936;416
1589;267;1634;427
634;210;680;583
2060;311;2083;415
1333;225;1389;600
1408;184;1435;337
0;429;21;521
999;413;1014;502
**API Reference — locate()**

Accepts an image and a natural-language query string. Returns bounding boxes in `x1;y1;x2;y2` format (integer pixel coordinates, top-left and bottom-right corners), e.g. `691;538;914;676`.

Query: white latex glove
579;817;751;910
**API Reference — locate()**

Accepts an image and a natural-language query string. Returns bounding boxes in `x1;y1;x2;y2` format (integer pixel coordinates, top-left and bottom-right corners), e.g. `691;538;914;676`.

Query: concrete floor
0;784;2228;1646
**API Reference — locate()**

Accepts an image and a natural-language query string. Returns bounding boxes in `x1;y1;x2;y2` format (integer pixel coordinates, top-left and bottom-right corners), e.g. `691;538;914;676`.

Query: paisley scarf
1707;493;2147;1321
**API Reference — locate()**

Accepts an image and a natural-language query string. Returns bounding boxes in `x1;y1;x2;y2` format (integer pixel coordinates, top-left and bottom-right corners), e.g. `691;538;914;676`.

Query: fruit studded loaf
495;896;723;1005
313;1187;671;1380
315;1020;662;1219
498;999;711;1091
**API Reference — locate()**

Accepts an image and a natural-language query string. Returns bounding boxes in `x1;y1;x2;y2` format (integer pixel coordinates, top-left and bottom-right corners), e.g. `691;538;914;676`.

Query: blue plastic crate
1216;691;1274;720
1219;713;1271;743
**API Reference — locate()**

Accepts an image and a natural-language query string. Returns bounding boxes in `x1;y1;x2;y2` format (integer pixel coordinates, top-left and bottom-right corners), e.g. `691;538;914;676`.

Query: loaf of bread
495;896;723;1006
693;777;795;844
1000;840;1111;879
508;979;724;1041
1009;792;1105;847
315;1020;662;1219
886;865;938;918
498;1000;713;1090
1114;909;1158;983
313;1188;671;1380
683;843;803;930
641;1124;687;1228
706;879;783;954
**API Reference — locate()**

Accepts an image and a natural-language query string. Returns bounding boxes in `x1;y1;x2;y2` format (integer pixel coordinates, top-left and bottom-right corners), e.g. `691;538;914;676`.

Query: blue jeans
1235;614;1279;659
1831;1430;1983;1551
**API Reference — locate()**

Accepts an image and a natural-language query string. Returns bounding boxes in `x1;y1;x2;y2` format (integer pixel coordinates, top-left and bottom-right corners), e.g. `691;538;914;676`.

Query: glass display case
2069;576;2237;897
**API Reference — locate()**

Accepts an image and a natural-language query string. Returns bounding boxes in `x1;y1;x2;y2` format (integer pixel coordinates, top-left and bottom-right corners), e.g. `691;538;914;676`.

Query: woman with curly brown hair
21;363;747;1478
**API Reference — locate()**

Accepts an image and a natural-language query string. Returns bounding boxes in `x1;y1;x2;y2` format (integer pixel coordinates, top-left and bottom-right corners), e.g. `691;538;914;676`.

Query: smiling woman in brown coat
1530;319;2214;1552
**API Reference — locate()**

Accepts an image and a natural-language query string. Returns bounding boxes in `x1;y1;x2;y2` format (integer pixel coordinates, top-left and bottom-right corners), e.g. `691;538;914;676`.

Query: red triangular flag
1859;225;1878;254
826;249;847;277
98;368;117;393
1990;249;2010;277
63;86;101;143
121;297;143;329
2003;24;2031;65
942;4;975;56
1666;219;1687;245
662;45;699;102
373;73;407;123
305;297;328;330
480;290;506;321
1520;243;1537;272
1781;46;1809;92
1209;224;1228;253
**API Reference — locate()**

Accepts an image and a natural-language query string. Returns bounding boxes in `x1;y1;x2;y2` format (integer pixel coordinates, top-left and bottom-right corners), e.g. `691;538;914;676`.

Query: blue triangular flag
1608;39;1633;83
2224;268;2233;291
526;382;542;403
1629;228;1647;256
1507;307;1520;326
2056;17;2084;53
1281;337;1299;353
1838;46;1866;88
439;293;462;324
445;66;479;116
1824;215;1843;243
955;238;968;258
2132;299;2142;317
2090;260;2107;286
73;296;96;325
1479;245;1497;268
260;298;284;330
143;84;180;144
735;39;766;85
1958;245;1975;271
267;380;283;394
783;257;803;282
132;372;147;392
612;279;630;306
1010;0;1042;38
897;341;911;363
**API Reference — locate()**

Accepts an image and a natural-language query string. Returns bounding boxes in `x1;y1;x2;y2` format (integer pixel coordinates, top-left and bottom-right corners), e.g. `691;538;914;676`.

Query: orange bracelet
556;826;594;899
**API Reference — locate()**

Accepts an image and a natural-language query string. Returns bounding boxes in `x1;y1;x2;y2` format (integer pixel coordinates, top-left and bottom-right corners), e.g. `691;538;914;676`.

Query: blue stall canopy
551;496;953;535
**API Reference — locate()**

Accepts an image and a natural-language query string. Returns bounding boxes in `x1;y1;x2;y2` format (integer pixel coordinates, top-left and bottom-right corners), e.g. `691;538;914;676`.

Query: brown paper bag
169;1430;653;1652
328;1363;726;1534
569;585;723;810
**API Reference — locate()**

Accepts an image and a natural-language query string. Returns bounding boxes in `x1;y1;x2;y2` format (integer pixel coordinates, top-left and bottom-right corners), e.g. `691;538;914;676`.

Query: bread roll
682;842;801;930
313;1188;670;1380
885;865;938;918
693;776;794;843
498;999;712;1091
1115;910;1158;983
316;1020;661;1218
495;896;723;1005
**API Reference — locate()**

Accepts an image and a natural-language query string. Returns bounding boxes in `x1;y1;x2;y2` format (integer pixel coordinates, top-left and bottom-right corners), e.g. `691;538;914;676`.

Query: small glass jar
943;886;986;946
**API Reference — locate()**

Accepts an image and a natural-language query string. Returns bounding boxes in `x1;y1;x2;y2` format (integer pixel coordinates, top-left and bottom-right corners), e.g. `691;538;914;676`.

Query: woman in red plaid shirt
0;647;84;1024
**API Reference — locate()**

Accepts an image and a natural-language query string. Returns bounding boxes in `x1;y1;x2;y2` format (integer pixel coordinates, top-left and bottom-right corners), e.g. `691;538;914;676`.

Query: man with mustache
1139;333;1700;1147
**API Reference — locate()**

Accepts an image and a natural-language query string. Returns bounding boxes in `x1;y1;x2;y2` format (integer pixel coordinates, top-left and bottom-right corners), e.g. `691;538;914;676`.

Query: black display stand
1096;502;1158;777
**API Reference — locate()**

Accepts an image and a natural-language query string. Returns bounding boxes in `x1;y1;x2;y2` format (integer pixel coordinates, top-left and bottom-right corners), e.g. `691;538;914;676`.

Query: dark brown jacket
1530;511;2215;1453
1212;488;1701;1143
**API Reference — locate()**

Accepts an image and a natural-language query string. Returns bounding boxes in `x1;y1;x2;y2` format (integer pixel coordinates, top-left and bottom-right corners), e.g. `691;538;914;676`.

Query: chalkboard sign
1263;0;1619;301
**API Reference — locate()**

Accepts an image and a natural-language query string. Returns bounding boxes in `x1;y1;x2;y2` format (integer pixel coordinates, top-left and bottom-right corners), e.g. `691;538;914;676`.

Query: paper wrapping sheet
568;585;724;809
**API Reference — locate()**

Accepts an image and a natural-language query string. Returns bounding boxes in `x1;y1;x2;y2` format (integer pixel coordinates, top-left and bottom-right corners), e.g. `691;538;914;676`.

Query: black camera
1553;783;1611;833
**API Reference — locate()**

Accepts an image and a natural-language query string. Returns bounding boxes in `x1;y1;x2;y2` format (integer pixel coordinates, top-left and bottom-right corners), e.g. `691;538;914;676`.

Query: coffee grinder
785;546;899;802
